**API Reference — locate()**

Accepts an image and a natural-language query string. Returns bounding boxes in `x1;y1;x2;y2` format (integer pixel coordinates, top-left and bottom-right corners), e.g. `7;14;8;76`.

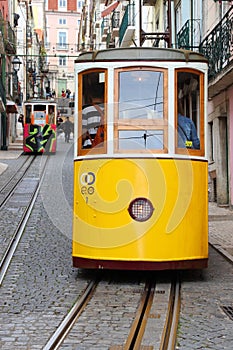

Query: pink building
45;0;82;97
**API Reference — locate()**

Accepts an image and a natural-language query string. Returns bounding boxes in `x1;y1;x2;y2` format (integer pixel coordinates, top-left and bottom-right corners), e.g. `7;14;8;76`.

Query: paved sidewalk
0;150;22;175
209;202;233;259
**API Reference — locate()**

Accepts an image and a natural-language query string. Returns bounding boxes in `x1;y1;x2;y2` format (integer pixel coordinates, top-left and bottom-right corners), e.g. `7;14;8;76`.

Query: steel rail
109;277;180;350
0;155;48;285
160;278;181;350
123;282;155;350
166;281;181;350
0;155;35;208
43;279;99;350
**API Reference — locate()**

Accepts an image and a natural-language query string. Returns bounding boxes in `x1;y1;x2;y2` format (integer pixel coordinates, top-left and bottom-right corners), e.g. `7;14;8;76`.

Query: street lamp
11;56;22;105
12;56;22;73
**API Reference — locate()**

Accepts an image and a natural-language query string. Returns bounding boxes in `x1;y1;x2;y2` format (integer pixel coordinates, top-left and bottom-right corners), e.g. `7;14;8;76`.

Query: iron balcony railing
177;19;202;50
56;43;69;50
199;6;233;79
119;3;135;45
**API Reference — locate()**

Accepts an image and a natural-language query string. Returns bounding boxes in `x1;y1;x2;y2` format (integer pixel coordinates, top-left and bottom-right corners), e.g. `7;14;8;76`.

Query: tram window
176;70;204;152
80;71;106;151
115;67;168;153
119;70;164;119
118;130;164;150
48;106;55;124
34;104;47;112
25;105;32;123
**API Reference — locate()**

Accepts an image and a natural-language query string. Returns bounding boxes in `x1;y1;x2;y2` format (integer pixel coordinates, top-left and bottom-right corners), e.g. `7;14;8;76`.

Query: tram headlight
128;198;154;222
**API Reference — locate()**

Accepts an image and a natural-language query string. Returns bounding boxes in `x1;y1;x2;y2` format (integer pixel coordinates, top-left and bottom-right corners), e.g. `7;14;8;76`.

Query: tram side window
48;106;55;124
81;71;105;149
25;105;32;123
176;71;202;151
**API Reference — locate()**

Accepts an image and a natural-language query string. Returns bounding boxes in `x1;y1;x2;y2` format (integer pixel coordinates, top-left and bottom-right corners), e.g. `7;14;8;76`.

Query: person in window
82;84;104;148
177;101;200;149
48;107;55;124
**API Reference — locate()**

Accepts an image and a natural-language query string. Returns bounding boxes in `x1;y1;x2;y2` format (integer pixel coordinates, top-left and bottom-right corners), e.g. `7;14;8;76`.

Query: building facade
45;0;82;97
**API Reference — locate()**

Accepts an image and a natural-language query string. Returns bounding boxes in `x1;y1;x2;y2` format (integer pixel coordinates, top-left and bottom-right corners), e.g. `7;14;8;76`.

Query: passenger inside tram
177;99;200;149
48;107;55;124
82;82;104;148
177;72;200;150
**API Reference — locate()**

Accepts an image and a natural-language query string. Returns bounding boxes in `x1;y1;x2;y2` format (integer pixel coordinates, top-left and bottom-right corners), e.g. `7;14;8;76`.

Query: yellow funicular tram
23;99;57;153
72;47;208;270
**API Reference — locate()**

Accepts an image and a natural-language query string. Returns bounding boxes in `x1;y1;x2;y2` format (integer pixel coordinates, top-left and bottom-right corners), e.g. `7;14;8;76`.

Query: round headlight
128;198;154;222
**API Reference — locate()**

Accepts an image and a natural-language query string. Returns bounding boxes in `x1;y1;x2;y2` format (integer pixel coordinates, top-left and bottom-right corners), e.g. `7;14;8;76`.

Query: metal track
43;279;99;350
0;155;49;285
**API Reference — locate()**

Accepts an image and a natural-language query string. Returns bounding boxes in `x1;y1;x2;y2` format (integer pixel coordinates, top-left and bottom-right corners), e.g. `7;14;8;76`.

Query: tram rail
43;275;180;350
0;155;35;208
0;155;49;285
43;279;99;350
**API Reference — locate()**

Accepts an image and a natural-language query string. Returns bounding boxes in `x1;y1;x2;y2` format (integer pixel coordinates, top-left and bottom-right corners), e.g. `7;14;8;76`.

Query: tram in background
22;99;57;153
72;47;209;270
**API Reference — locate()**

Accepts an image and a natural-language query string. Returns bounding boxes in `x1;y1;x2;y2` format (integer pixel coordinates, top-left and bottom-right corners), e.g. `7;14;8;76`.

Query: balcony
199;6;233;97
56;43;69;51
177;19;202;51
119;3;135;47
0;17;16;54
199;7;233;78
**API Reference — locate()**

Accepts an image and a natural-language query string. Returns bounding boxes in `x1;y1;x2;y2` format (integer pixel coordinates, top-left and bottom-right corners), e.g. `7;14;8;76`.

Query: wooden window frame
77;68;108;156
175;68;205;156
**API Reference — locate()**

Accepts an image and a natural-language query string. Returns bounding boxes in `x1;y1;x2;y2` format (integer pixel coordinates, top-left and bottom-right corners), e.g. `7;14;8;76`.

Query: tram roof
75;47;208;64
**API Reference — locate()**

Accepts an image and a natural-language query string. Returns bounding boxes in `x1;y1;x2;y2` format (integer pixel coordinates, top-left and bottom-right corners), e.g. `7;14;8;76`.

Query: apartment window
58;32;67;49
77;1;83;9
59;0;67;7
59;56;66;66
59;18;66;25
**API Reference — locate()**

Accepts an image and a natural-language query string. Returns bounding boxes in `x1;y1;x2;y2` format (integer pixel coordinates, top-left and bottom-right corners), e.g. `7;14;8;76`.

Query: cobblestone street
0;139;233;349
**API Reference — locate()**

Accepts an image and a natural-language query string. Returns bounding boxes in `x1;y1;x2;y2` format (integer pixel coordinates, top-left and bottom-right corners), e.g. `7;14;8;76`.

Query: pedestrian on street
18;114;24;128
62;117;73;143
